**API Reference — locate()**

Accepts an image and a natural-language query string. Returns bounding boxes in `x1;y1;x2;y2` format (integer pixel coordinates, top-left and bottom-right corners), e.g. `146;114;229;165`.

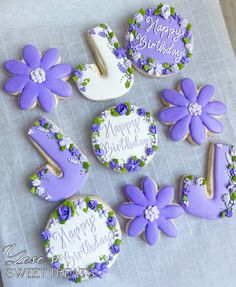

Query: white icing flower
109;36;117;45
185;42;193;53
144;205;159;222
216;143;222;149
36;186;45;196
32;179;41;187
188;103;202;116
222;193;230;202
132;52;141;62
124;59;132;68
180;18;189;28
37;126;50;133
161;4;171;19
226;153;233;165
134;12;144;23
195;177;204;186
183;200;189;207
148;62;163;76
230;148;236;157
28;129;34;135
171;64;179;73
49;124;59;134
76;199;87;210
45;194;51;200
59;137;72;149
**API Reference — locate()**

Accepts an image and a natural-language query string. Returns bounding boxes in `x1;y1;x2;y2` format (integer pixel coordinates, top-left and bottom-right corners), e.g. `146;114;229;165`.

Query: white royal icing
73;24;134;101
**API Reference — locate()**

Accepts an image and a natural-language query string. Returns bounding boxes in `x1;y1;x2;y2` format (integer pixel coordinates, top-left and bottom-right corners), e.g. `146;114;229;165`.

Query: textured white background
0;0;236;286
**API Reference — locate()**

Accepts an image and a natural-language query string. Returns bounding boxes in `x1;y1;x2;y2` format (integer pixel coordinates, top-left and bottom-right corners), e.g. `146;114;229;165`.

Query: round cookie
117;176;184;245
158;78;227;145
3;44;72;112
91;103;158;173
126;3;193;77
41;196;122;283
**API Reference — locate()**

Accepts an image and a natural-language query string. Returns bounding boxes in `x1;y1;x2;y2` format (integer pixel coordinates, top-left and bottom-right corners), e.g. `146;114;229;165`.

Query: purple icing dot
181;56;189;64
80;86;86;92
95;149;104;156
116;103;128;115
88;200;98;210
146;147;154;156
98;31;107;37
117;63;127;73
89;29;96;35
226;209;233;218
39;118;47;126
110;244;120;255
107;216;116;226
89;262;108;279
129;23;139;32
58;205;72;221
74;69;83;78
114;47;127;59
41;230;51;241
91;124;100;132
137;107;146;116
146;8;154;16
149;125;157;134
52;261;61;269
71;147;80;157
109;160;117;169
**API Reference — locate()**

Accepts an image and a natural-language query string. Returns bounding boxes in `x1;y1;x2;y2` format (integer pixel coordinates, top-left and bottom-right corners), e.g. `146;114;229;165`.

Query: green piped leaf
232;176;236;182
202;178;207;185
232;156;236;162
77;64;84;71
231;191;236;201
146;112;151;118
125;80;131;89
111;109;119;117
132;30;137;37
153;145;159;151
99;24;107;28
43;123;49;129
60;146;66;151
127;67;134;74
157;3;163;9
30;186;36;193
34;121;40;127
170;7;175;15
139;161;145;167
75;277;82;283
187;175;194;181
148;58;154;63
53;209;59;219
114;42;120;49
108;31;114;38
114;239;122;245
187;52;192;58
182;195;188;201
121;167;127;173
162;63;170;68
139;8;145;15
93;117;104;125
30;174;38;180
186;23;192;31
104;162;110;167
72;75;78;82
220;211;226;218
154;9;161;15
183;37;190;44
178;63;184;70
229;164;234;170
128;18;135;24
56;133;63;140
108;210;115;217
144;64;150;71
83;162;89;171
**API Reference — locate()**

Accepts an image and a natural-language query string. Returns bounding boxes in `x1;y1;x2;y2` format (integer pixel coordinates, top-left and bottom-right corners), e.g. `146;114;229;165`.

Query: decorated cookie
91;103;158;173
118;176;184;245
126;3;193;77
42;196;122;283
28;118;89;201
73;24;134;101
3;44;72;112
180;143;236;220
158;78;227;145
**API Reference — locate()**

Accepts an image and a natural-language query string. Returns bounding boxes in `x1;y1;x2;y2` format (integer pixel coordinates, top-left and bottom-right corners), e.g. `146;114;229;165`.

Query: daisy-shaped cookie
158;78;227;145
117;176;184;245
3;44;72;112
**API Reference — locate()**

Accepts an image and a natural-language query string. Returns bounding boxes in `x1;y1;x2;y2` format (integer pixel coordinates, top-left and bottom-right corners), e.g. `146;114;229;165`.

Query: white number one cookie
180;143;236;219
73;24;134;101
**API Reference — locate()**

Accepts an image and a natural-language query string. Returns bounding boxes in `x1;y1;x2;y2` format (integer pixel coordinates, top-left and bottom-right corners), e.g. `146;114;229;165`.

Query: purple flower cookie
4;44;72;112
158;78;227;145
118;176;184;245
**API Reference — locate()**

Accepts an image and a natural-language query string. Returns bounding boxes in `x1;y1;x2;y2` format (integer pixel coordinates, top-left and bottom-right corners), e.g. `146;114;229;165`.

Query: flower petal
197;85;214;106
124;185;148;206
23;45;41;69
170;115;191;141
156;185;174;208
159;106;188;123
4;60;30;75
180;78;197;103
159;205;184;219
204;101;227;115
40;48;59;70
189;116;206;145
38;85;56;112
157;217;177;237
127;216;148;237
201;113;223;133
145;221;159;245
162;89;189;107
3;75;29;94
44;77;72;97
19;81;38;109
142;176;157;204
118;203;144;218
46;64;72;79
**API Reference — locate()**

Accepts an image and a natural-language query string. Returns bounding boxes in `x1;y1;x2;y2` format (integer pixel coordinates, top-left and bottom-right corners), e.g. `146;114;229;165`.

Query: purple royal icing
4;44;72;112
180;143;236;219
126;4;193;76
158;78;227;145
28;118;89;202
117;176;184;245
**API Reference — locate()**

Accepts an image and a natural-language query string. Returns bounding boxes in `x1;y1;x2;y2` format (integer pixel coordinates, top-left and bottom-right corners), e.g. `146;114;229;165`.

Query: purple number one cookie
28;118;89;202
180;143;236;219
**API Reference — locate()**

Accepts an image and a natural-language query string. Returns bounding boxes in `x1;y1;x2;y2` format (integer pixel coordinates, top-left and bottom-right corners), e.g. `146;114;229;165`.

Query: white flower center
144;205;159;222
188;103;202;116
30;68;46;84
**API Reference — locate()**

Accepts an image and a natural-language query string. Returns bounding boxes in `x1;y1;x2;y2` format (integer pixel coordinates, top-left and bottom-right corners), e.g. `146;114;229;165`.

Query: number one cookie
180;143;236;219
28;118;89;201
73;24;134;101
